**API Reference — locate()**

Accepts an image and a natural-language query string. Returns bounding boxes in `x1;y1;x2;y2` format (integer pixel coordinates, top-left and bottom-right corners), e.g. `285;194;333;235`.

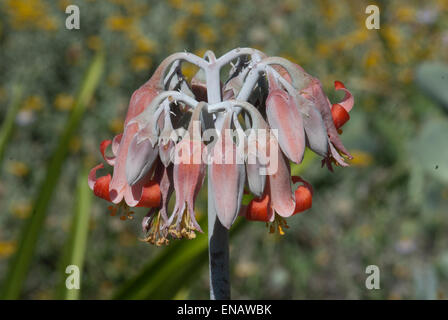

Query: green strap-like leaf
0;52;104;300
55;167;93;300
0;85;23;168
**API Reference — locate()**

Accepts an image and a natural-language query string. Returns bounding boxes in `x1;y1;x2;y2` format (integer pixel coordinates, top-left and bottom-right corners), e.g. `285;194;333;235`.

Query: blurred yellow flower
0;241;16;258
348;150;373;167
198;24;217;44
181;63;199;80
364;50;381;68
134;37;157;54
383;26;402;49
317;43;331;58
54;93;74;111
335;30;370;51
6;161;29;177
11;202;32;219
186;1;204;16
23;95;43;111
395;6;416;22
58;0;72;11
194;48;208;58
130;55;152;72
397;68;413;84
318;1;340;24
171;18;189;39
107;16;134;32
437;0;448;10
168;0;184;9
213;3;228;18
109;118;124;133
108;0;128;6
5;0;56;30
87;35;103;51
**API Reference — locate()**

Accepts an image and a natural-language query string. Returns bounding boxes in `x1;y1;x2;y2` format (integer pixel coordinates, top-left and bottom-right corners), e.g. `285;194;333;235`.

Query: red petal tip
293;185;312;214
136;180;162;208
245;194;271;222
331;103;350;130
93;174;112;202
334;80;345;90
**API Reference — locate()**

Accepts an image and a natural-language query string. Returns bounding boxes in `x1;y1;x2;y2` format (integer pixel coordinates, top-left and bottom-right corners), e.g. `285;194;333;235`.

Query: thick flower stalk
88;48;354;299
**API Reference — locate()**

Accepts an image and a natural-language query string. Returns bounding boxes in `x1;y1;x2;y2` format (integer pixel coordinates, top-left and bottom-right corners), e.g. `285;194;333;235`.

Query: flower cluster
88;49;354;245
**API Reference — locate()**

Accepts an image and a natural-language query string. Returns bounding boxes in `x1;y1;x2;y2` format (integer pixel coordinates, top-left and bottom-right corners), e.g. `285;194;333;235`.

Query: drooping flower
166;102;207;239
88;162;161;220
241;175;313;234
273;62;354;170
109;86;160;205
209;110;246;228
265;70;306;164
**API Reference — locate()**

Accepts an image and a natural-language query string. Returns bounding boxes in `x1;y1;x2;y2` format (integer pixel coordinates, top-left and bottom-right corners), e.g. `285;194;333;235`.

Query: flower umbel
88;48;354;244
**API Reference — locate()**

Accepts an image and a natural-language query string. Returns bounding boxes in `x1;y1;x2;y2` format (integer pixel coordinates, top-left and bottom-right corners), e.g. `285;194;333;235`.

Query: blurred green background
1;0;448;300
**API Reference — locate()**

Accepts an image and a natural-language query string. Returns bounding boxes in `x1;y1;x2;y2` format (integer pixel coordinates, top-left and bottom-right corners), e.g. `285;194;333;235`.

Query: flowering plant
88;48;353;298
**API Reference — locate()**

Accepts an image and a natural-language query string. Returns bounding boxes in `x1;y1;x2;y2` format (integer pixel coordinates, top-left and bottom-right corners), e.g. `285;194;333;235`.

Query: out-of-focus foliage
416;62;448;111
0;0;447;299
0;51;104;299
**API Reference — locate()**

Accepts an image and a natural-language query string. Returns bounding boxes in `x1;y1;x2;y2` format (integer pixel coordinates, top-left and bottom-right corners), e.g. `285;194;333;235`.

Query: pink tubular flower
109;79;161;206
87;68;165;221
209;111;246;228
265;70;306;164
166;102;207;240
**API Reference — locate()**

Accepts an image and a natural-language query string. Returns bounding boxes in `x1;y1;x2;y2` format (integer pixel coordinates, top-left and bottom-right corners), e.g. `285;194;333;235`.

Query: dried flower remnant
88;48;354;244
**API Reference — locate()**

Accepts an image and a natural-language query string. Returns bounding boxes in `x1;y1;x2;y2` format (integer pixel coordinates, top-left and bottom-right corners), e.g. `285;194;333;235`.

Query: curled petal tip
100;140;116;166
334;80;354;112
88;164;112;201
331;103;350;130
88;163;104;190
334;80;345;90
